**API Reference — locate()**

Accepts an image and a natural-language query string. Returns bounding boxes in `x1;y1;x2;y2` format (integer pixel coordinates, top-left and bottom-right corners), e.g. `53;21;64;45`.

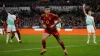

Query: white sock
6;33;10;43
15;32;20;42
87;34;90;43
93;33;96;43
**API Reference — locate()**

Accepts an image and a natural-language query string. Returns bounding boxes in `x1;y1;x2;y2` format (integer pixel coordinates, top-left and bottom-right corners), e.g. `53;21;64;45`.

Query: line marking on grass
0;44;100;53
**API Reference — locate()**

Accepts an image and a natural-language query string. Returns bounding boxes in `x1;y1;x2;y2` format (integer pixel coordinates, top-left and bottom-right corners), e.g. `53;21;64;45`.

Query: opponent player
40;7;68;56
83;4;97;44
2;4;20;44
10;16;22;43
0;20;7;35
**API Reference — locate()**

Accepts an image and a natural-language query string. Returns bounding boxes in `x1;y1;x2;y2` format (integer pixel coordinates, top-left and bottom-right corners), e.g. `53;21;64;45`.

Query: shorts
45;28;60;38
87;25;95;33
7;25;16;32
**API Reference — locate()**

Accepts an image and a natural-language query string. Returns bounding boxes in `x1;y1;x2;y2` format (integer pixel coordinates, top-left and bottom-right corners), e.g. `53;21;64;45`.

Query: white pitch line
0;44;100;53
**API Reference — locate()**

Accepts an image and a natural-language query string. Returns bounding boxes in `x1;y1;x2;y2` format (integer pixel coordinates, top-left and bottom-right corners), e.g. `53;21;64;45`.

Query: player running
40;7;68;56
83;4;97;44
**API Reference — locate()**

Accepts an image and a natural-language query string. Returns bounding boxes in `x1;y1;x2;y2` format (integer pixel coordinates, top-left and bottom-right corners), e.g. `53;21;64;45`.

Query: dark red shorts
45;28;60;38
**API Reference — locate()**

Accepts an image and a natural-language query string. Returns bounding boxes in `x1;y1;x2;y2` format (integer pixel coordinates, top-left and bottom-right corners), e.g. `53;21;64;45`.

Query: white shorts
87;25;95;33
7;25;16;32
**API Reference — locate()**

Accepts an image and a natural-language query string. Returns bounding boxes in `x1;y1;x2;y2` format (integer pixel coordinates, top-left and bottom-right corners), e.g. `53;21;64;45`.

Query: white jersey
56;23;61;29
85;14;95;33
86;14;94;25
7;13;16;32
7;13;16;25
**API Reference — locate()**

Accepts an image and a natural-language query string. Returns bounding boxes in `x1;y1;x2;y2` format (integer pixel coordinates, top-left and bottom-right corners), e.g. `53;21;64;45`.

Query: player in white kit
2;4;20;44
83;4;97;44
6;13;20;44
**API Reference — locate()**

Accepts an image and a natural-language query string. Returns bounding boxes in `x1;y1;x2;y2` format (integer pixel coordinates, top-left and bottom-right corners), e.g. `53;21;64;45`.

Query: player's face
88;11;92;16
44;8;50;14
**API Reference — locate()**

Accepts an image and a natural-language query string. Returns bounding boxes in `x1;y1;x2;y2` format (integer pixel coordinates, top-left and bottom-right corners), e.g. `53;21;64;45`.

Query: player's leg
11;32;15;39
12;26;20;43
9;32;15;43
6;25;11;44
4;28;7;35
91;26;97;44
53;32;68;55
40;33;50;55
16;29;22;42
2;29;4;35
87;25;91;44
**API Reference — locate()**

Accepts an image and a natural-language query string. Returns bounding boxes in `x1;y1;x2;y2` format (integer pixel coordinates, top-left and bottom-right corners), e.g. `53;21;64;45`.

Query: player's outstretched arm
2;3;8;14
83;4;87;15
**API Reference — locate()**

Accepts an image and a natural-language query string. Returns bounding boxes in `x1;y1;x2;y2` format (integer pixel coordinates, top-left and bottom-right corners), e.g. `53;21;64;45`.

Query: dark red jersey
41;13;59;29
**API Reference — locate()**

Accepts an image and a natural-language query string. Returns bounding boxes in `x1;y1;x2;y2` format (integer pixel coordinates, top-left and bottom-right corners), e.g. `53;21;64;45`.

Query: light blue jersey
7;13;16;25
86;14;94;25
56;23;61;29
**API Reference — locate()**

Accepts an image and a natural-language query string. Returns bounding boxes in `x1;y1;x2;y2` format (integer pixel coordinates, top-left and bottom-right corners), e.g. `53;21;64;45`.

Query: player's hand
43;25;46;29
83;4;86;8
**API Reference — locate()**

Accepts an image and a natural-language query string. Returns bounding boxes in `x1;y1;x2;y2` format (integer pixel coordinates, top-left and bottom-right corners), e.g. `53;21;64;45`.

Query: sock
15;32;20;42
6;33;10;43
42;40;46;49
87;34;90;42
93;33;96;43
59;41;65;50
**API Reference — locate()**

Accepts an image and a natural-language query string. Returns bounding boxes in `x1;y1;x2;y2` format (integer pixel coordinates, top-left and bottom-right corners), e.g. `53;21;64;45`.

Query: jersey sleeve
52;14;59;20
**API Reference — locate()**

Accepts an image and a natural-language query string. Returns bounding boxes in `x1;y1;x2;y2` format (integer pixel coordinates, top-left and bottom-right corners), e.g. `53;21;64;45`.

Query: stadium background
0;0;100;56
0;0;100;35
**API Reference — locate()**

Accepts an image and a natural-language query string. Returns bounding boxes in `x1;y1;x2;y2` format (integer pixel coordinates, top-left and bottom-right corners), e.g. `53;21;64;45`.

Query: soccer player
10;17;22;43
0;20;7;35
2;4;20;44
40;7;68;55
6;13;20;44
83;4;97;44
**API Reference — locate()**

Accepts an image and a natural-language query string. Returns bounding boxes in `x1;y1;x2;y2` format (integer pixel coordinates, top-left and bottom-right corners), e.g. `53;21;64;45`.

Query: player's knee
42;37;46;40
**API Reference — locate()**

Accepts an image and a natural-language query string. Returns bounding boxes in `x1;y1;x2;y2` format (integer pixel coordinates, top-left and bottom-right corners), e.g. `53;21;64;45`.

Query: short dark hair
45;6;50;8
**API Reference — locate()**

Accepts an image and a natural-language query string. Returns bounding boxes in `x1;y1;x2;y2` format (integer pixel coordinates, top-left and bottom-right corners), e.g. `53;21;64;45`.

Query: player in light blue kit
83;4;97;44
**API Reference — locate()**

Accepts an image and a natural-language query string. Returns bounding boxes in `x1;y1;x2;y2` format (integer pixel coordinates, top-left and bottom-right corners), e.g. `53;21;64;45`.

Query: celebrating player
2;4;20;44
40;7;68;56
83;4;97;44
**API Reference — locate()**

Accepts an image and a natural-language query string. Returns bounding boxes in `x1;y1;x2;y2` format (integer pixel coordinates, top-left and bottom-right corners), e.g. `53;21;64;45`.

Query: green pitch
0;35;100;56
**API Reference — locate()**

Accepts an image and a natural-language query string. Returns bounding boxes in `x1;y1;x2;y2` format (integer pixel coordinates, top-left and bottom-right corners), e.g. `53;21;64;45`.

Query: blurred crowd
17;10;100;28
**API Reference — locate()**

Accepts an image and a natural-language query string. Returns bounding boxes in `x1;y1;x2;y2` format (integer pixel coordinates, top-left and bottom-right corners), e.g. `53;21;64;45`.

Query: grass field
0;35;100;56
